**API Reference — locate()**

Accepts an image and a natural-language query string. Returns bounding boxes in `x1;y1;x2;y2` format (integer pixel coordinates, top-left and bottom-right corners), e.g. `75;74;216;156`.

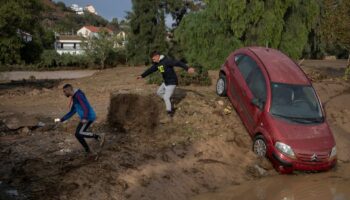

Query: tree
162;0;205;28
82;30;117;69
0;0;44;64
321;0;350;78
126;0;167;65
175;0;320;69
108;18;120;32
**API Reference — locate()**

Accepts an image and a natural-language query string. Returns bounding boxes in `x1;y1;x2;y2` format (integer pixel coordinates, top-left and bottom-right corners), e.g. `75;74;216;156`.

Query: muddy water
0;70;97;81
192;165;350;200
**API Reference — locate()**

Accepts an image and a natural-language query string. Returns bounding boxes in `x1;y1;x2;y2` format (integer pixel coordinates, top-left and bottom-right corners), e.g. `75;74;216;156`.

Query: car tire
253;135;268;157
216;74;227;97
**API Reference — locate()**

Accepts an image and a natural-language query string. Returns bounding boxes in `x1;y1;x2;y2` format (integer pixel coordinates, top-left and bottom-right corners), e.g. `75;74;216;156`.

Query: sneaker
167;110;175;118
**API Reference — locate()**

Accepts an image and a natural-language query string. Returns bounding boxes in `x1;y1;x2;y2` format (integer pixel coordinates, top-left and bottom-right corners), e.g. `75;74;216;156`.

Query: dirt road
0;63;349;200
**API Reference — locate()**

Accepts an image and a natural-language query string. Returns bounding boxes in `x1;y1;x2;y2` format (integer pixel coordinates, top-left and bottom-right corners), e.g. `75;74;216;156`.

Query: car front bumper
271;151;337;173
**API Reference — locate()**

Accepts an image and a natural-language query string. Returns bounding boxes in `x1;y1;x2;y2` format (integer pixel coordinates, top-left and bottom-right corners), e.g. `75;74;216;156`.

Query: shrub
38;50;92;68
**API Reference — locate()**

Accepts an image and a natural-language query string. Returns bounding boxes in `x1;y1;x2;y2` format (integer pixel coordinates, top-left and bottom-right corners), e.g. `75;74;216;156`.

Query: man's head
150;51;161;63
63;84;74;97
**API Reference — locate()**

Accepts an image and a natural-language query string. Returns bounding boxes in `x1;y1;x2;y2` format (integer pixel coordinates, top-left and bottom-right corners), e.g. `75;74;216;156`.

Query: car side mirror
251;98;264;110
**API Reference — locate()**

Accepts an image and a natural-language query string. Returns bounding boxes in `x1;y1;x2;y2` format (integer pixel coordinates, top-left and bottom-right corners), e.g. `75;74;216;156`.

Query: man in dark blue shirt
138;51;195;121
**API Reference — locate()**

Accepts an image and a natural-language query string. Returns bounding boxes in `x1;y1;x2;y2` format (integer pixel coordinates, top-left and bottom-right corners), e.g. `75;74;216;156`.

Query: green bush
38;50;92;68
147;63;211;86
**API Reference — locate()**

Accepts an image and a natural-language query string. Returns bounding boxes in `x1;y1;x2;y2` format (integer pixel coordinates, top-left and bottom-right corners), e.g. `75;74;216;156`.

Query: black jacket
141;56;189;85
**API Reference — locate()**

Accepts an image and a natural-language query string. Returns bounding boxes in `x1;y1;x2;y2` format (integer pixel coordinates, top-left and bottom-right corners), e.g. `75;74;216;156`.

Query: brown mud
0;62;349;200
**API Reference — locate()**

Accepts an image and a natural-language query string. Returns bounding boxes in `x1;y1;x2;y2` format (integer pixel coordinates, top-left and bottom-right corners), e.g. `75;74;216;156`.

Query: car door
234;54;268;134
243;64;267;133
228;54;258;132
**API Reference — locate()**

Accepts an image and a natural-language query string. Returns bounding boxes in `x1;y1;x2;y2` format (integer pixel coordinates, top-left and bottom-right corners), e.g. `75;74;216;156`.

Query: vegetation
0;0;127;69
38;50;91;68
320;0;350;79
126;0;168;65
0;0;47;65
174;0;321;69
1;0;349;72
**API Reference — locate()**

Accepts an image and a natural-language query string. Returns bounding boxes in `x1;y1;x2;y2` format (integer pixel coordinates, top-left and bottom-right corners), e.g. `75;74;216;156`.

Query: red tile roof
83;26;113;33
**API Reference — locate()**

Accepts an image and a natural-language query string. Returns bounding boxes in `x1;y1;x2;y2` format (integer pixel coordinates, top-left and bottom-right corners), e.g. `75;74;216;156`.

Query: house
84;4;98;15
55;35;84;55
77;26;113;38
115;31;127;47
17;30;32;43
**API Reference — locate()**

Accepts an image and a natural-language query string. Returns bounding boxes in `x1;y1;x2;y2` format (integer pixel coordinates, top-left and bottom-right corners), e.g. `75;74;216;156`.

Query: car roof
246;47;310;85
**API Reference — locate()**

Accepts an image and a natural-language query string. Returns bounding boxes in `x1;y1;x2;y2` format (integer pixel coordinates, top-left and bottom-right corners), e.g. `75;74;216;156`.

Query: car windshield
270;83;324;123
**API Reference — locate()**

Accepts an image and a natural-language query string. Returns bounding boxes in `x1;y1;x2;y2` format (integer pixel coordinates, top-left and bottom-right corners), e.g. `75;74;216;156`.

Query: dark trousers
75;121;96;153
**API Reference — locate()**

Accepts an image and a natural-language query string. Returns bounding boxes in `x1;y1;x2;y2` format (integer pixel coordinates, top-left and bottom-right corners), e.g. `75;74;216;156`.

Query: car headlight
275;142;296;159
330;146;337;158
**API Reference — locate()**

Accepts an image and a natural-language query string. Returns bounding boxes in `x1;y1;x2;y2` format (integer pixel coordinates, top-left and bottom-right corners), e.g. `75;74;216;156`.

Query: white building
17;30;32;43
77;26;113;38
55;35;84;55
115;31;127;47
84;5;98;15
70;4;84;15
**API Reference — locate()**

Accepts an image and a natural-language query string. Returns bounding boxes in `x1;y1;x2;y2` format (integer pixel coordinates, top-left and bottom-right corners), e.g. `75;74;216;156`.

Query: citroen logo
311;153;318;162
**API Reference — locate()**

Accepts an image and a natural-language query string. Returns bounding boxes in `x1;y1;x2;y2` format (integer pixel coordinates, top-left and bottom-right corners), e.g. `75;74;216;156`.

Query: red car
216;47;337;173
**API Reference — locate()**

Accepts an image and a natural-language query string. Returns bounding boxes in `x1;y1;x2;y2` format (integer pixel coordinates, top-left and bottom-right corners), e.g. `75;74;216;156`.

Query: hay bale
108;90;160;133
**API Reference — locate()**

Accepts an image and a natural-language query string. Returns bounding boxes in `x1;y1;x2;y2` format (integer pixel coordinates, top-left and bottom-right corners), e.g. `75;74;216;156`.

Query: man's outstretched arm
60;105;76;122
138;65;158;79
169;59;195;73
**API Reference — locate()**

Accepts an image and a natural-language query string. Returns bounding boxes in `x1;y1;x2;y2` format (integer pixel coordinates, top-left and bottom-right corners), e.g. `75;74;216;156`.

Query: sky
54;0;132;21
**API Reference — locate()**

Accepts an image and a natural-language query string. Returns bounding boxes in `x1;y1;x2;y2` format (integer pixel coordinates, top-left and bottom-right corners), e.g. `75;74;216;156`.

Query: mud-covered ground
0;61;349;200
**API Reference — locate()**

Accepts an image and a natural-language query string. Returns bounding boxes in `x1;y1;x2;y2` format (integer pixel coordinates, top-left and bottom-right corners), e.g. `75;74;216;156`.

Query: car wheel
253;135;267;157
216;74;227;97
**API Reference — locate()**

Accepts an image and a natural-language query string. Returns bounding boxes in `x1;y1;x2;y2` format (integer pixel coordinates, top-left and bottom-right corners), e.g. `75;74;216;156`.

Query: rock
3;117;21;130
246;164;267;177
217;100;225;106
254;164;267;176
18;127;30;135
0;120;9;132
256;157;274;170
3;114;38;130
224;108;232;115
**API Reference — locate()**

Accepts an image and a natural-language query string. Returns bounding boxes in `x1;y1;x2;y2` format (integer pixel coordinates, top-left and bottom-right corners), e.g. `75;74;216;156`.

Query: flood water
0;70;97;82
192;165;350;200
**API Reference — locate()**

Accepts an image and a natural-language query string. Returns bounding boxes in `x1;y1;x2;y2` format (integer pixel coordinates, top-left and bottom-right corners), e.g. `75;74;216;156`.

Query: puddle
192;172;350;200
0;70;97;82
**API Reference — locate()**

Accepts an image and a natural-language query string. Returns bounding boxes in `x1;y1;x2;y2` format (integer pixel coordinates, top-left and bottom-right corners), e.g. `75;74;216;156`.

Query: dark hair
150;50;160;58
63;84;73;89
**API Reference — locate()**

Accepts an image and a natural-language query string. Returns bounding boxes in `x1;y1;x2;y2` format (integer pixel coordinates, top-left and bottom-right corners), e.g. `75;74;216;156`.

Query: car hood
269;116;335;153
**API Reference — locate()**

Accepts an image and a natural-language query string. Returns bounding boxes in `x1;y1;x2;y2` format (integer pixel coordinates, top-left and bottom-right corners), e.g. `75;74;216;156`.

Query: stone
217;100;225;106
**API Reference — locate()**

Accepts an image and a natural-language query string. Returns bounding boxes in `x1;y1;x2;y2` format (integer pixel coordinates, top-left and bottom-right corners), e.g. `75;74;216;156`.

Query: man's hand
187;67;195;74
81;119;88;124
54;118;61;123
137;75;143;80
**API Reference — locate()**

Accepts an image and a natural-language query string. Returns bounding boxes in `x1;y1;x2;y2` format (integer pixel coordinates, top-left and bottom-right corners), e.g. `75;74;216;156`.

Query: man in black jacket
138;51;195;121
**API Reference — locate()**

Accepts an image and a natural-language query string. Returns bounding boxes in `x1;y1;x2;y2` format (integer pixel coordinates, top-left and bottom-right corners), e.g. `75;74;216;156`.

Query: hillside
40;0;118;33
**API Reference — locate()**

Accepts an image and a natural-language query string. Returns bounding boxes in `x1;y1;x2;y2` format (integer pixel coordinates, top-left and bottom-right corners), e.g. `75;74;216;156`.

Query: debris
217;100;225;106
108;91;160;133
18;127;30;135
224;107;232;115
